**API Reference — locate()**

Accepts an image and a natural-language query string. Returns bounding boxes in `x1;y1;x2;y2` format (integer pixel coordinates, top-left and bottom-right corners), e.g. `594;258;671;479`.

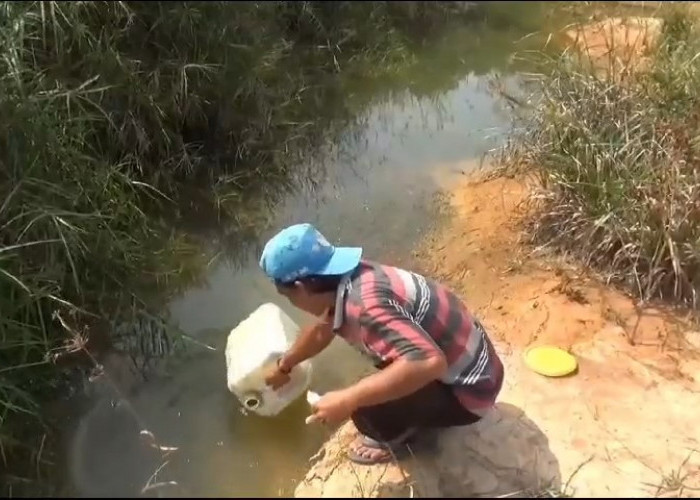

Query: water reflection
65;3;584;497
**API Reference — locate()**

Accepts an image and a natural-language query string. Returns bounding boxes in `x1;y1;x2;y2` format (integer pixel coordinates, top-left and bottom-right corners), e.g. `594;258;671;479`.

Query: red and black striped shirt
332;260;504;415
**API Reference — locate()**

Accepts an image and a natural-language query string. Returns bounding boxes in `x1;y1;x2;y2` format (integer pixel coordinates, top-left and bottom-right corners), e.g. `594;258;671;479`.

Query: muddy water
61;3;603;498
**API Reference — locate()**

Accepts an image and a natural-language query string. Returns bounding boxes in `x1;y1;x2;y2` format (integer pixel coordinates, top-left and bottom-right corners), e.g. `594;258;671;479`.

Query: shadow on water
60;3;598;498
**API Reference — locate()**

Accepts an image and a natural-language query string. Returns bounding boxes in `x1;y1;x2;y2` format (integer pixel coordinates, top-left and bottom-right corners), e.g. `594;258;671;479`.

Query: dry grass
645;449;700;497
498;4;700;311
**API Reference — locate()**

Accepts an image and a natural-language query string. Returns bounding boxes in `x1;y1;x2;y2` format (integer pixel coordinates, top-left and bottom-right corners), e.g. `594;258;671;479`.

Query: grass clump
501;4;700;309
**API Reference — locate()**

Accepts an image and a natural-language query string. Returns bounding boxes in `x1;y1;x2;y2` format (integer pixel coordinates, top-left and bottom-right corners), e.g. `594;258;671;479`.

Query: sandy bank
294;169;700;498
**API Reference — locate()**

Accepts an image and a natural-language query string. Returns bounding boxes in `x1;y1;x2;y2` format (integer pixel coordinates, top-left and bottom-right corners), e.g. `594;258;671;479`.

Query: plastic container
225;302;312;417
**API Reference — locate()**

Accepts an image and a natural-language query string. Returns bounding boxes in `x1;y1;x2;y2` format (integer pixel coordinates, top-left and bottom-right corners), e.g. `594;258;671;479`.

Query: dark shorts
351;380;481;442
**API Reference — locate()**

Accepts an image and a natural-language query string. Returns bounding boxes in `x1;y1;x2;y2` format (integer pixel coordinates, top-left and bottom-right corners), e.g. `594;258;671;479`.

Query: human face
275;281;330;317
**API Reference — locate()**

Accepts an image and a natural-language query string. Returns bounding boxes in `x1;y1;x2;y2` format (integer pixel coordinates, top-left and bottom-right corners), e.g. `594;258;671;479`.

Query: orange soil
415;169;699;386
563;16;662;75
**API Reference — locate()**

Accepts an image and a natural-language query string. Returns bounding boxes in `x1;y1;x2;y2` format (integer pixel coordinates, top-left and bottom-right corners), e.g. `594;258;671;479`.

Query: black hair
275;274;344;294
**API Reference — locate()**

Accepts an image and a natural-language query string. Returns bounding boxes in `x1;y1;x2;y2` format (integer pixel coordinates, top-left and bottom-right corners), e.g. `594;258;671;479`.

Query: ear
292;280;308;294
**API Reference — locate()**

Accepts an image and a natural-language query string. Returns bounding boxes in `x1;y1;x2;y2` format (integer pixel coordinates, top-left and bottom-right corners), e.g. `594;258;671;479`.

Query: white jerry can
225;302;312;417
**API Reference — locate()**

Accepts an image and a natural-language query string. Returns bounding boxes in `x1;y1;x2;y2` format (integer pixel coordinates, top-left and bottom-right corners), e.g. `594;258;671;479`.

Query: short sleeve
358;299;442;363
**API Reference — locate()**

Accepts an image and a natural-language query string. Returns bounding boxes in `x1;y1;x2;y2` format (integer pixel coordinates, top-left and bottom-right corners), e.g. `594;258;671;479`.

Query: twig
141;459;178;494
346;459;366;497
54;310;181;496
562;455;594;497
140;480;179;495
308;448;324;463
36;433;46;479
179;333;217;352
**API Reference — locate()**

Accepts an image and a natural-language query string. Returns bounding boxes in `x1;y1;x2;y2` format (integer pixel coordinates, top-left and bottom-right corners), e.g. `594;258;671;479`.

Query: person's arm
278;310;334;372
345;301;447;408
346;356;446;408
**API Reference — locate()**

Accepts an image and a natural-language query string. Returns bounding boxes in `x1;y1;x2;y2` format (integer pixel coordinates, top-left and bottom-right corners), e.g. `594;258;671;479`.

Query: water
59;3;608;497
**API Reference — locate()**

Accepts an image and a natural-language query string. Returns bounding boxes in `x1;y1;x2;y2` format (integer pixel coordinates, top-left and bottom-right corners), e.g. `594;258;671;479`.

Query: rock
293;421;431;498
294;396;561;498
433;406;561;497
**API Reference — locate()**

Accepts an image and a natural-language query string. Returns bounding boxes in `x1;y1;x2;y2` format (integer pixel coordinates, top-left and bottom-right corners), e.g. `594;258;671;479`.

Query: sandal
347;427;417;465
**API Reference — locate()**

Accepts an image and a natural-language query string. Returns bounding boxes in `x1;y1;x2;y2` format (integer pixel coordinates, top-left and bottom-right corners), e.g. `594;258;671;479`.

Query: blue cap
259;223;362;283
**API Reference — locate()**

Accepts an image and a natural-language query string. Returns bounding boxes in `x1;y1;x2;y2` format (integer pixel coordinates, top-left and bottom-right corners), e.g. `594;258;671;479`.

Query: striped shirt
331;260;504;415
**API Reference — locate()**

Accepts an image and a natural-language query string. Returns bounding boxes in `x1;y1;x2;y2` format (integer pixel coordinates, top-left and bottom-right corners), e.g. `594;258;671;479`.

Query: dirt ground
295;167;700;498
294;14;700;498
419;167;700;497
562;16;662;75
421;164;699;363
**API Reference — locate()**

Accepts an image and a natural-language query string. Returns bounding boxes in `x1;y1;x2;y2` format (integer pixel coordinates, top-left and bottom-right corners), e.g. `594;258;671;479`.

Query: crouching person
260;223;504;465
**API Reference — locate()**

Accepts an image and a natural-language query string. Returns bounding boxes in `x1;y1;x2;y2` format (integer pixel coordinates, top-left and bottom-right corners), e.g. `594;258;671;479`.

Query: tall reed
0;1;477;494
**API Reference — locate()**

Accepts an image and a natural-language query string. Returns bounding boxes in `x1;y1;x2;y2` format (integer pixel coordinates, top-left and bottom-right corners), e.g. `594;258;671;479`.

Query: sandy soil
419;167;700;495
420;165;698;363
562;16;662;75
295;167;700;498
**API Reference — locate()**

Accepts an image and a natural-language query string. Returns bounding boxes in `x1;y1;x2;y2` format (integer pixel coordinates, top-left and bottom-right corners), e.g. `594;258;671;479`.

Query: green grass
499;4;700;311
0;1;480;495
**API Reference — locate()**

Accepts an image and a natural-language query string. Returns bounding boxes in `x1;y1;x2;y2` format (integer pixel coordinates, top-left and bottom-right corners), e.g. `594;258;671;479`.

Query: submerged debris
139;430;179;454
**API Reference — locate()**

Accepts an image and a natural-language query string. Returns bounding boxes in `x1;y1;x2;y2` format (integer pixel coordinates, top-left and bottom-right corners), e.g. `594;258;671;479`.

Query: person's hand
264;359;291;390
307;389;359;426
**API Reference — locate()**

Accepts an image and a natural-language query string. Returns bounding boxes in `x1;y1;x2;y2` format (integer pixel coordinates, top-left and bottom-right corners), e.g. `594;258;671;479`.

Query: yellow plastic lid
524;345;578;377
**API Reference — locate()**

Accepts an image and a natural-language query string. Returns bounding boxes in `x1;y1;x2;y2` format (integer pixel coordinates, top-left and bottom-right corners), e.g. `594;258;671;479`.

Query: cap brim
317;247;362;276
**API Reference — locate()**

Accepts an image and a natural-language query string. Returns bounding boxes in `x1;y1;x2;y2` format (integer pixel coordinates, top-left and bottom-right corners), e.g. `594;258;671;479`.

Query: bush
501;5;700;308
0;1;476;494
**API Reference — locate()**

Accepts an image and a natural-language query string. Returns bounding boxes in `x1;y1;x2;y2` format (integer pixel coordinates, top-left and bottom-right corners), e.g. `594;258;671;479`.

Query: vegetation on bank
0;1;480;495
501;5;700;310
